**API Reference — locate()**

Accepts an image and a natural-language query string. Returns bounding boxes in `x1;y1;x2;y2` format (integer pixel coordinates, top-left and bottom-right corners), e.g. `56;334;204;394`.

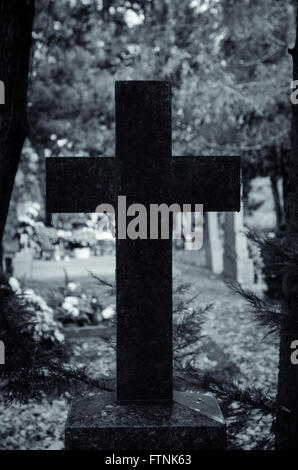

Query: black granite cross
46;81;240;403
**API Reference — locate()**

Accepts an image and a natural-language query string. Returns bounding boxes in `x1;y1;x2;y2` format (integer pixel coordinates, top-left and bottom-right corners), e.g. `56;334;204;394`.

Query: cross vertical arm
115;81;173;402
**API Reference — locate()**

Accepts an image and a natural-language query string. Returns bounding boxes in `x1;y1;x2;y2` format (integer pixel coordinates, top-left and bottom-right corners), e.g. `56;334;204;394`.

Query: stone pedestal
65;391;226;450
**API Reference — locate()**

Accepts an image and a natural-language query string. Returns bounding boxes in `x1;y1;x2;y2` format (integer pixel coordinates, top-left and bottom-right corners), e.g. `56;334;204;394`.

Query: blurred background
0;0;296;451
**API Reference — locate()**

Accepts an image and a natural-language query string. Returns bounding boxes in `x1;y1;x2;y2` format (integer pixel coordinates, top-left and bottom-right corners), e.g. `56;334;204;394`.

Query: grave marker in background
223;208;254;285
205;212;223;274
13;247;34;280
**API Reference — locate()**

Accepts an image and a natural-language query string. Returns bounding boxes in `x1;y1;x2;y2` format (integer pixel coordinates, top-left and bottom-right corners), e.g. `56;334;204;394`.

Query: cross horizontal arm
46;157;118;213
170;156;240;211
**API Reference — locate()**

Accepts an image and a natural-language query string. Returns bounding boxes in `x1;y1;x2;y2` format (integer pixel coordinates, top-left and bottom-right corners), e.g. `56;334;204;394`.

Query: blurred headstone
2;237;19;276
205;212;223;274
13;248;34;280
223;209;254;285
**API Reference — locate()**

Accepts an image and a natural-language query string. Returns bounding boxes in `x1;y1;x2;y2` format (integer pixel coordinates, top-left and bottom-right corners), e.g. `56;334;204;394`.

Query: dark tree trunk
0;0;34;274
102;0;112;21
45;211;52;227
275;1;298;450
150;0;169;26
270;175;284;230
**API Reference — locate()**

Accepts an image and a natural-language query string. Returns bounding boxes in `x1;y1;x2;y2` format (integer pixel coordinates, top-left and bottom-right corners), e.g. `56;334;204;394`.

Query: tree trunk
102;0;112;21
150;1;169;26
0;0;34;274
275;1;298;449
45;212;52;227
270;175;284;230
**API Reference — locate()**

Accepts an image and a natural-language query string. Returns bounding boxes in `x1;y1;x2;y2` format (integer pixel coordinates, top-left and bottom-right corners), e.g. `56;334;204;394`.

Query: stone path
29;255;115;281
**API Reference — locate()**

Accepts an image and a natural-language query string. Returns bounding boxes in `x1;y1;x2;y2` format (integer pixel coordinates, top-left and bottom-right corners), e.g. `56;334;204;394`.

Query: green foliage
228;279;282;336
3;142;43;253
0;276;111;403
256;229;286;300
224;229;298;448
173;281;212;371
0;272;208;403
230;231;298;331
0;397;67;450
28;0;293;181
224;229;298;337
2;0;291;239
47;274;105;326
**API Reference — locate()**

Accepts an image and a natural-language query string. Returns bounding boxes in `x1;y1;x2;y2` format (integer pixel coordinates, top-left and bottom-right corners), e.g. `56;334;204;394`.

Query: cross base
65;391;226;450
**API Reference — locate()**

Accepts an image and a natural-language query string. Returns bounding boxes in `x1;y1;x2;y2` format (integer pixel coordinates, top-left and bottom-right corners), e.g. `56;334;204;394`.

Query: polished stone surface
46;81;240;403
65;391;226;450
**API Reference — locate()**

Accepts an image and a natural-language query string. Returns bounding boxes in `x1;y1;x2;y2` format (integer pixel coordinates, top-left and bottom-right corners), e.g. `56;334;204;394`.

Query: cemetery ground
0;249;278;450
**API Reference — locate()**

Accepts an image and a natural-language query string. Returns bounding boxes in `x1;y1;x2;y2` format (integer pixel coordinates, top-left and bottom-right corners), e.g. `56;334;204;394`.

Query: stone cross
46;81;240;403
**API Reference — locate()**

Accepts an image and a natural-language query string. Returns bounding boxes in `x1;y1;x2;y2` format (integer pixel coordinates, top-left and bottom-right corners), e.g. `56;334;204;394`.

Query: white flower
57;230;66;237
69;307;80;318
124;9;144;28
8;277;21;293
23;288;35;297
62;298;80;318
102;305;115;320
67;282;77;292
57;138;67;148
29;152;39;163
62;301;73;312
54;330;65;343
64;296;79;306
32;202;41;211
18;215;34;226
26;207;39;218
21;286;62;344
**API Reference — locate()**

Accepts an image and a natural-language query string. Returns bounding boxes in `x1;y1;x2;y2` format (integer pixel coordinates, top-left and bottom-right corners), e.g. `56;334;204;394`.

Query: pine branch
88;271;115;290
0;277;114;402
39;359;113;391
227;279;282;335
227;231;298;334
